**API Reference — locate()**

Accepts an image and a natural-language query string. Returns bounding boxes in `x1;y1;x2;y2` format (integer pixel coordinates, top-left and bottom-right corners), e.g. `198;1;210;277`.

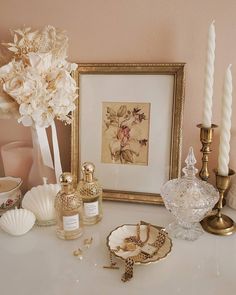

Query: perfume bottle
55;172;83;240
77;162;103;225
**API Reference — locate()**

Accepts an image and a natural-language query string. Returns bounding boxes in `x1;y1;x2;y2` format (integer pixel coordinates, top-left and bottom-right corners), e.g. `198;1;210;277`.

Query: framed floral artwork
71;63;185;204
101;102;150;166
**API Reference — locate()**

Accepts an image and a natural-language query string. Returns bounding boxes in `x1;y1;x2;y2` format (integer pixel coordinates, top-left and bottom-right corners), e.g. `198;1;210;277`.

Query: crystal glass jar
161;147;219;241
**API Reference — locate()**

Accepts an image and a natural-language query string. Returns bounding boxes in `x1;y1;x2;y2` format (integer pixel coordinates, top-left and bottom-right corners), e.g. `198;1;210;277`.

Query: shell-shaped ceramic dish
107;223;172;265
22;183;60;226
0;208;35;236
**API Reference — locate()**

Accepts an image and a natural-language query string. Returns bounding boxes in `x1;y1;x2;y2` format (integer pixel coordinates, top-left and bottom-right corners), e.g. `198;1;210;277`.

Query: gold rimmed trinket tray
107;223;172;265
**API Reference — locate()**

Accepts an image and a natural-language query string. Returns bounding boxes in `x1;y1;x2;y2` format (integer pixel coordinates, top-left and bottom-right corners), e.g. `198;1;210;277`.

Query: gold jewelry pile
105;222;167;282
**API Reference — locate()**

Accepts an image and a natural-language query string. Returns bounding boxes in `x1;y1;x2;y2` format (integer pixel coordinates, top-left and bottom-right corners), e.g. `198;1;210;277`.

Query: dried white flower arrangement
0;26;77;127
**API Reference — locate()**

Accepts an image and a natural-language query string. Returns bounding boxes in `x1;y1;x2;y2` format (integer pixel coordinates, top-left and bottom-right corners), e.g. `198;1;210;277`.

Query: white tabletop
1;201;236;295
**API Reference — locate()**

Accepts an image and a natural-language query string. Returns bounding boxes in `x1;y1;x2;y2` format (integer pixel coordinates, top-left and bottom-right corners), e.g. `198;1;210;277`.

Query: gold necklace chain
121;227;167;282
105;223;167;282
123;223;151;247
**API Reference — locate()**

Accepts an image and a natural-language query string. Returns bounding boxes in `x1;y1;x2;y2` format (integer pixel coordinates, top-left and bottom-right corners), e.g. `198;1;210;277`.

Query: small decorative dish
0;177;22;215
107;222;172;265
106;222;172;282
0;208;35;236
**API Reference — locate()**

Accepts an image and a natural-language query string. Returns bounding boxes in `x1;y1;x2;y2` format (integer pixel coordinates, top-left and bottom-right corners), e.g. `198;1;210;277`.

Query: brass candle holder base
201;169;235;236
201;214;235;236
197;124;217;181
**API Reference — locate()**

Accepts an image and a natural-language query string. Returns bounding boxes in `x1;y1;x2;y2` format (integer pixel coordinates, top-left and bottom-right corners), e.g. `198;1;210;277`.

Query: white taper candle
218;65;233;176
202;21;216;128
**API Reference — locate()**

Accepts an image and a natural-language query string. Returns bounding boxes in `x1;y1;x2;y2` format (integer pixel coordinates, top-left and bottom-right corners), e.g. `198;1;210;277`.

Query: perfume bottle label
63;214;79;231
84;201;99;217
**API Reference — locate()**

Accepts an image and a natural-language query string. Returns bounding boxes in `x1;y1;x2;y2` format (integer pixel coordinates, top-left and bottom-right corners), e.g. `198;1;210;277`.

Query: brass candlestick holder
201;169;235;236
197;124;218;181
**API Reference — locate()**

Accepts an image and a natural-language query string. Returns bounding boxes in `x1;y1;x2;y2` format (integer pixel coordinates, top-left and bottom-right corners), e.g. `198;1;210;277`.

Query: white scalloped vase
0;208;35;236
22;184;60;226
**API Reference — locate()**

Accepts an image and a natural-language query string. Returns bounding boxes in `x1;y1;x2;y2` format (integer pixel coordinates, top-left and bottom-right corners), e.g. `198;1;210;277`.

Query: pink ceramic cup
1;141;33;193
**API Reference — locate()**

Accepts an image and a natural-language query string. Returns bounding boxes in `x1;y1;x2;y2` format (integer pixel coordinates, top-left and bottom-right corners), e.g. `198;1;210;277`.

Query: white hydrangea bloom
0;26;78;127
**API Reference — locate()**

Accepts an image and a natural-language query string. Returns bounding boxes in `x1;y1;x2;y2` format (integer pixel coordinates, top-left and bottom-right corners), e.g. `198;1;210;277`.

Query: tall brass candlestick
197;124;217;181
201;169;235;236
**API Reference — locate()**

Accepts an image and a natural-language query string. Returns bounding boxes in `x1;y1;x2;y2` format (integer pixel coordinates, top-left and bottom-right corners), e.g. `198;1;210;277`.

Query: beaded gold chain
105;223;167;282
123;223;151;247
121;224;167;282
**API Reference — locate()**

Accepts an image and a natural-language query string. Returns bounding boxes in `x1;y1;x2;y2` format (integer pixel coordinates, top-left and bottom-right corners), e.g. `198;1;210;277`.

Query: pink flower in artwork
105;104;149;164
117;126;130;147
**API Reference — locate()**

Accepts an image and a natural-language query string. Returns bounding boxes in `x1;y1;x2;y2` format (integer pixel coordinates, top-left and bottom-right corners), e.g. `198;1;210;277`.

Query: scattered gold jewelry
103;251;119;270
84;237;93;248
72;237;94;261
141;244;157;256
121;226;167;282
103;265;120;270
73;248;83;260
121;257;134;282
124;222;151;247
115;241;137;252
149;229;167;250
105;223;168;282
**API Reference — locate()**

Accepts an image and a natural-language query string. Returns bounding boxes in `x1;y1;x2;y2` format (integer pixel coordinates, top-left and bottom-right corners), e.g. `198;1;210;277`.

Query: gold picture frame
71;63;185;204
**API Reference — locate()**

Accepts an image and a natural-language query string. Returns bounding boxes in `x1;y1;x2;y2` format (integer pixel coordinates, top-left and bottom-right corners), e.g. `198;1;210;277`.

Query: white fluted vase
27;126;56;189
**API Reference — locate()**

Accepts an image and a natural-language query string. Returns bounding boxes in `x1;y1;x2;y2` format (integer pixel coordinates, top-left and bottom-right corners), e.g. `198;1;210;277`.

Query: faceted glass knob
182;147;198;178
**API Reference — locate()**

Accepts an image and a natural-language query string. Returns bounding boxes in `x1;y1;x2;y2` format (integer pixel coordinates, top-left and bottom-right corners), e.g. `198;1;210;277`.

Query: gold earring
84;237;93;248
73;248;83;260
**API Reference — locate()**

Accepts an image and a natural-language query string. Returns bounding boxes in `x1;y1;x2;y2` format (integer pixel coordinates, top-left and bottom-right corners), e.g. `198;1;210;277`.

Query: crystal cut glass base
167;221;204;241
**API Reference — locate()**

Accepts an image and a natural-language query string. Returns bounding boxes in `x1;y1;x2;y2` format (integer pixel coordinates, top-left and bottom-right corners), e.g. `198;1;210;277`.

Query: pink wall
0;0;236;183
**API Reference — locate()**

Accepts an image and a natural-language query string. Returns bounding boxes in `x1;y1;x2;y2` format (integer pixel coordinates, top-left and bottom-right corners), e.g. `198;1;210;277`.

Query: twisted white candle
202;21;216;128
218;65;233;176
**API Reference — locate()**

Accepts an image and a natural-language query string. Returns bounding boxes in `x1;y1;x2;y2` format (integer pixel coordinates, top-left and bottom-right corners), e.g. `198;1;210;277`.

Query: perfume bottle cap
81;162;95;182
59;172;74;185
